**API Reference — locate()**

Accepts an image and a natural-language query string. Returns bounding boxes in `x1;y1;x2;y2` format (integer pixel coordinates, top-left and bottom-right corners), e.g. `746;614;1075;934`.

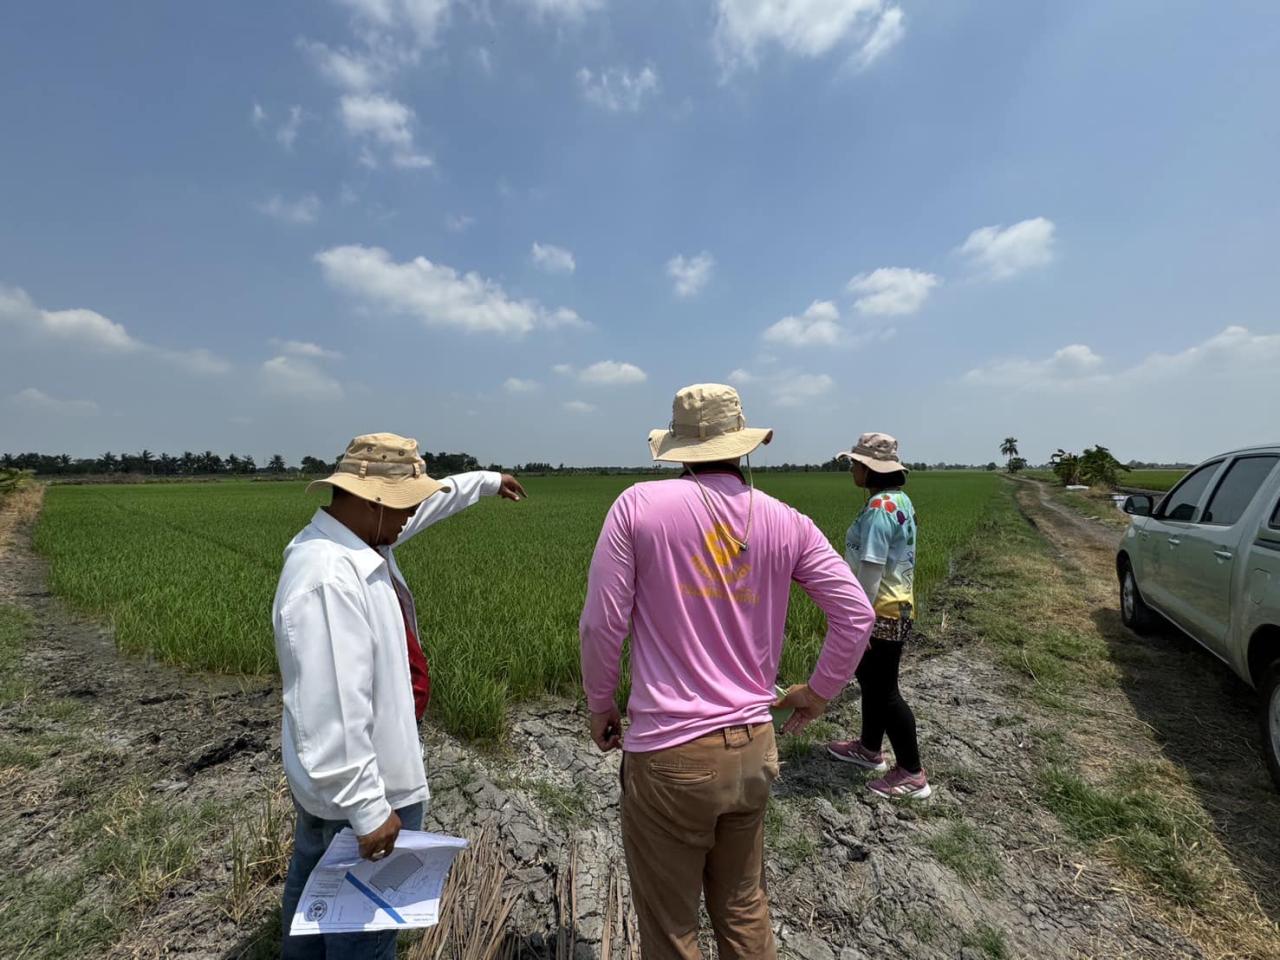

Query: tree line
0;450;492;478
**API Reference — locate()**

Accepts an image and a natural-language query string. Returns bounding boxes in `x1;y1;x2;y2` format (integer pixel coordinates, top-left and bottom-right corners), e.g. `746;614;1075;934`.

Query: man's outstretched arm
394;471;526;545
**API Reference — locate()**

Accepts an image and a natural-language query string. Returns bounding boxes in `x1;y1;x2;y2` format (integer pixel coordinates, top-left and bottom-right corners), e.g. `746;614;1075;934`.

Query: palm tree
999;437;1019;471
138;449;155;474
268;454;287;474
99;452;119;473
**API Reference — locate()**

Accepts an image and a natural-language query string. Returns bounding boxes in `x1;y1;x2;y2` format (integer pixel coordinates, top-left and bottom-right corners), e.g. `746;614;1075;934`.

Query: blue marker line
343;871;407;924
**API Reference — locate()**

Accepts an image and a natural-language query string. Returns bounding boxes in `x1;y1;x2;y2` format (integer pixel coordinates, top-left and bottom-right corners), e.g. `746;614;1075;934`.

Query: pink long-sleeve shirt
579;471;875;753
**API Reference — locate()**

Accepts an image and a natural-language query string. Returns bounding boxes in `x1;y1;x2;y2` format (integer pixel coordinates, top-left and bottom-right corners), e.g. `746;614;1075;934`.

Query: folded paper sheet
289;828;469;936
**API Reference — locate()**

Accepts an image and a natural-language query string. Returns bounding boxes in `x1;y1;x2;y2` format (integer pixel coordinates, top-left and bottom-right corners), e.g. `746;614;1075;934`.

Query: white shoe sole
869;782;933;800
826;746;890;772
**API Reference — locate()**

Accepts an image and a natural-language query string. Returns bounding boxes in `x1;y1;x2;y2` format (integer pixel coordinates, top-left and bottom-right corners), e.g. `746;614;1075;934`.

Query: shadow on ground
1090;604;1280;927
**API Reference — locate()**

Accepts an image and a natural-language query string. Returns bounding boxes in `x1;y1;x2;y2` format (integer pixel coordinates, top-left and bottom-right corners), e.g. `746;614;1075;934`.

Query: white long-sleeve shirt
272;471;501;834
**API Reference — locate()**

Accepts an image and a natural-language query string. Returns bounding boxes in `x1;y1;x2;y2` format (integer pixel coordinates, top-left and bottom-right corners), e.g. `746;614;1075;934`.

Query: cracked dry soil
2;483;1275;958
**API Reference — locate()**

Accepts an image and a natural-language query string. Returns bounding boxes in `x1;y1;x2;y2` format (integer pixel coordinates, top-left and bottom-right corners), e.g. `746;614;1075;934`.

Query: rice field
1026;468;1189;492
35;472;1002;739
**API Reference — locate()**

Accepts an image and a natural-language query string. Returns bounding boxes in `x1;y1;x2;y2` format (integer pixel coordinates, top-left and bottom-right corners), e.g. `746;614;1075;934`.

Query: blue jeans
281;798;424;960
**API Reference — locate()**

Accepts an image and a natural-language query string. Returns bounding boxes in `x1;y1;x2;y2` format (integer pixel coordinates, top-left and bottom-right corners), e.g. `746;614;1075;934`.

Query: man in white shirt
274;433;525;959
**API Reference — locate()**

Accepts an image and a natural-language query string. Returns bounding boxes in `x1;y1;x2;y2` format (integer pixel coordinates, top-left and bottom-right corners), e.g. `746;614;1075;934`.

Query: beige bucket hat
648;383;773;463
306;433;450;509
837;432;909;474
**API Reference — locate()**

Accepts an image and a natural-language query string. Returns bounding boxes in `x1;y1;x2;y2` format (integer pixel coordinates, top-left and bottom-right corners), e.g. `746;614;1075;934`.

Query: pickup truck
1116;445;1280;789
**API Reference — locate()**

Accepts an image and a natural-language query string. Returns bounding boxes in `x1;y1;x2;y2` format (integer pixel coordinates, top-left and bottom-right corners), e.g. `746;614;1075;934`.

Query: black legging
855;638;921;774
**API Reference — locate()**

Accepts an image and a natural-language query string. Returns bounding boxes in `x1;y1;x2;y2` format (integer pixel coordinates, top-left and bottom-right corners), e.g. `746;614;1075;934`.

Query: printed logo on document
305;899;328;921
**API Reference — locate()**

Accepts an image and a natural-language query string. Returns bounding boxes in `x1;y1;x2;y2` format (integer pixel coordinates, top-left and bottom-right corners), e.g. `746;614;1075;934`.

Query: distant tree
985;461;998;471
1000;437;1020;471
268;454;287;474
99;451;119;473
1079;445;1128;489
238;454;256;474
1007;456;1027;474
300;456;330;474
1050;448;1082;485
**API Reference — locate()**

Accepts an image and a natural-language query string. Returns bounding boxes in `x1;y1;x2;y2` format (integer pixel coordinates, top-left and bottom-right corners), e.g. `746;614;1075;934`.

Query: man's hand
590;705;623;751
357;810;402;861
773;684;829;735
498;474;527;502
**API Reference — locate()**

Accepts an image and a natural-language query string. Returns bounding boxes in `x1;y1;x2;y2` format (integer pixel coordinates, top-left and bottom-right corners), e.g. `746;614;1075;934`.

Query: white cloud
255;194;321;225
732;366;835;406
277;105;304;148
577;65;659;112
963;343;1104;389
339;94;433;169
39;307;139;352
773;371;835;407
10;387;99;416
531;242;576;274
445;213;474;232
473;46;494;75
251;101;267;127
958;216;1056;280
261;354;344;402
847;267;939;316
713;0;905;74
162;348;233;376
564;399;596;414
503;377;541;394
667;252;715;298
853;4;905;70
579;360;647;386
271;339;344;360
763;300;843;347
552;363;575;376
298;39;386;92
316;244;589;337
0;283;229;374
517;0;604;20
333;0;450;46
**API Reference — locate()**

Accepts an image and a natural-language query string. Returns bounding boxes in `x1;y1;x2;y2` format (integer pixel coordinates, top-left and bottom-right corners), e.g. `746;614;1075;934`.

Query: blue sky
2;1;1278;467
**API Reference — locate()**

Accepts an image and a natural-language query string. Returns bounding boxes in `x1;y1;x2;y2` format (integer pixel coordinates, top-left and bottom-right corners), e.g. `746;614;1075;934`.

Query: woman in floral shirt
826;433;931;799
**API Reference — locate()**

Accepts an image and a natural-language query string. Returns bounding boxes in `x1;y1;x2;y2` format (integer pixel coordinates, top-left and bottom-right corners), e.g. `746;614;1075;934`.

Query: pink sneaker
826;739;889;772
868;766;932;800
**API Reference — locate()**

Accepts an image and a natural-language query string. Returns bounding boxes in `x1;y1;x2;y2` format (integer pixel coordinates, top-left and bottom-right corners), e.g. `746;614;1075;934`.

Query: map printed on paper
289;828;469;936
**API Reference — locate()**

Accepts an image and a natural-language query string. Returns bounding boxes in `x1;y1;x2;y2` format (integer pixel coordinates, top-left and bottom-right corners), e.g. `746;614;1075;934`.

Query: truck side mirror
1123;494;1153;517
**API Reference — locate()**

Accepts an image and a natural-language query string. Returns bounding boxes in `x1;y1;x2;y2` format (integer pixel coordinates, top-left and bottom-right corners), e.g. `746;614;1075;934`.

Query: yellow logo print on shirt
681;523;758;604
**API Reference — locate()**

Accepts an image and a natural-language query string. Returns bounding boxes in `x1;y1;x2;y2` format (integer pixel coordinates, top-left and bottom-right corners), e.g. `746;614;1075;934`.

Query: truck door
1176;455;1280;658
1142;460;1223;624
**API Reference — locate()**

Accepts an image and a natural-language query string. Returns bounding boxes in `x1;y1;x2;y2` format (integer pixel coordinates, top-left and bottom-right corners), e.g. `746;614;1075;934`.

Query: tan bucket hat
648;383;773;463
306;433;450;508
837;432;909;474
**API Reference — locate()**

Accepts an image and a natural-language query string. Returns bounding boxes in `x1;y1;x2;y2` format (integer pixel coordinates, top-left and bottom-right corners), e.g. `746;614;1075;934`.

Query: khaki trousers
621;723;780;960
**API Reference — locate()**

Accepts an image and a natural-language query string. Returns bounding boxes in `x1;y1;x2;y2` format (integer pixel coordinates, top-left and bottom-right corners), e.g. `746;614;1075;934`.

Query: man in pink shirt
580;383;875;960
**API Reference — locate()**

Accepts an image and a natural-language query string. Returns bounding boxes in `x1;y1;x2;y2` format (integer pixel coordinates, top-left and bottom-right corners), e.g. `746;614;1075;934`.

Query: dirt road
1;482;1277;958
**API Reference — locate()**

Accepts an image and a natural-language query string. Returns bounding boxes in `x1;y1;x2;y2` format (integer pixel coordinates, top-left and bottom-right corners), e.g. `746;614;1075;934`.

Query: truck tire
1119;561;1155;635
1262;661;1280;793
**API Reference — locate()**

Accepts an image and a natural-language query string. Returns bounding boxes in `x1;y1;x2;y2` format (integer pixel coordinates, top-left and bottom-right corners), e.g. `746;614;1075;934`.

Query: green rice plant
35;472;1000;739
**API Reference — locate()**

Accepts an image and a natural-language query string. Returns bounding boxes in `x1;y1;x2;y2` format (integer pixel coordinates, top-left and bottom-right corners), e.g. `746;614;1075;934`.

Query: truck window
1157;461;1221;522
1202;456;1280;526
1271;497;1280;531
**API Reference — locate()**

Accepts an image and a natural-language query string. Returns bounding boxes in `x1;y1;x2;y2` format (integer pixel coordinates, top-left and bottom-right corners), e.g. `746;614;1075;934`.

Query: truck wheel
1262;662;1280;793
1120;562;1155;635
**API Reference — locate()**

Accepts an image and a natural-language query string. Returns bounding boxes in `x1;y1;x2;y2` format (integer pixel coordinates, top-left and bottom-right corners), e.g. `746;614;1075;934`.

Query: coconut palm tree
1000;437;1020;471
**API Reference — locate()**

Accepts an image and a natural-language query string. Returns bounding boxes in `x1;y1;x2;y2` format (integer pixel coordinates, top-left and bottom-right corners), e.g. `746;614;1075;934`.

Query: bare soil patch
3;483;1274;958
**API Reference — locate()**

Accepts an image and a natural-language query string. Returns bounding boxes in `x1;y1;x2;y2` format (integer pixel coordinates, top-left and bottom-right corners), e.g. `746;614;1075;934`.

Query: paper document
289;828;469;936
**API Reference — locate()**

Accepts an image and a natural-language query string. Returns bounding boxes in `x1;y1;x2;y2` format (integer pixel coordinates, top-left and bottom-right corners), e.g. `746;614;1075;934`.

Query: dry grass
962;485;1280;959
408;823;519;960
225;777;293;924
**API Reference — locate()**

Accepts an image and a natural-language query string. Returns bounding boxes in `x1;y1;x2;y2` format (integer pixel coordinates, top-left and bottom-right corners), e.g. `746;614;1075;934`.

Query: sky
2;0;1278;468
